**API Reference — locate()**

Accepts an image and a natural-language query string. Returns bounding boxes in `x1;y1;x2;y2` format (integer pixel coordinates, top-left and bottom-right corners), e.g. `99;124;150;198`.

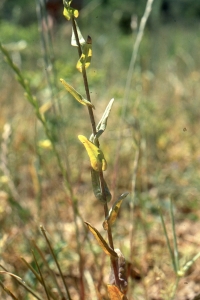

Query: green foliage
91;168;112;203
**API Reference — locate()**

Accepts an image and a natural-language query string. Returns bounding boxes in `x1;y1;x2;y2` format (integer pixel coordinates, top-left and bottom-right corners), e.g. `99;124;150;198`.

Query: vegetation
0;0;200;299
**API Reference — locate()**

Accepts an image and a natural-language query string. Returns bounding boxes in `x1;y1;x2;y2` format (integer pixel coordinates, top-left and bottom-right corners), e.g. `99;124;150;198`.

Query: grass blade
170;199;179;273
159;207;176;272
20;257;42;284
21;254;58;300
32;250;51;300
0;265;44;300
40;225;72;300
31;240;63;297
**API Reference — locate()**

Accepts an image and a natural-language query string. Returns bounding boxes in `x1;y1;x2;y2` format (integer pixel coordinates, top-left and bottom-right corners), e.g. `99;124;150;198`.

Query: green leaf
71;20;86;47
60;78;95;109
76;36;92;72
84;222;117;258
91;169;112;203
90;98;114;143
78;135;107;171
103;192;129;230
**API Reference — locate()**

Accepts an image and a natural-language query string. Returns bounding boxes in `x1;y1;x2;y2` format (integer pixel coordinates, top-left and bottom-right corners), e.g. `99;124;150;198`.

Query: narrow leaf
60;78;95;109
76;36;92;72
103;192;129;230
159;206;176;272
21;257;42;284
40;226;72;300
0;271;22;281
31;240;63;297
96;98;114;134
91;169;112;203
21;255;58;300
85;222;117;258
32;250;51;300
71;20;86;46
90;98;114;142
91;169;103;201
170;199;179;272
78;135;107;171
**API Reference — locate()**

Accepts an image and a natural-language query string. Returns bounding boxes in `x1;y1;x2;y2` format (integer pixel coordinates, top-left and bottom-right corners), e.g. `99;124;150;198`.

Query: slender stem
36;0;56;114
159;206;176;272
41;120;86;298
32;250;51;300
170;199;179;272
71;16;121;290
0;265;44;300
0;280;19;300
31;240;63;298
71;17;97;136
129;147;140;261
112;0;154;198
170;276;180;300
40;226;71;300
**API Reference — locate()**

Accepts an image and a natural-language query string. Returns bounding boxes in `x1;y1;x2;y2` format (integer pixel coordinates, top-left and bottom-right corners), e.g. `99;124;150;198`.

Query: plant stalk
71;16;121;290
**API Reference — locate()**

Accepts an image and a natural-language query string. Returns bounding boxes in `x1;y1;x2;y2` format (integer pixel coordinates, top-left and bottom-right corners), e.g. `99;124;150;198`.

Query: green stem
40;226;71;300
170;198;179;272
170;276;180;300
159;206;176;272
71;18;97;136
32;250;51;300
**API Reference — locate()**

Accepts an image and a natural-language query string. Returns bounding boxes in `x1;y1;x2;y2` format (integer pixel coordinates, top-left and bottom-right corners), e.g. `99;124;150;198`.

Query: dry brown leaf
107;285;128;300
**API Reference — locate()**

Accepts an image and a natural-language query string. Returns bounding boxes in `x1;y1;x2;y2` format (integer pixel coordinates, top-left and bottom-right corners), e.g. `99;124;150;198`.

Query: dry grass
0;8;200;299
